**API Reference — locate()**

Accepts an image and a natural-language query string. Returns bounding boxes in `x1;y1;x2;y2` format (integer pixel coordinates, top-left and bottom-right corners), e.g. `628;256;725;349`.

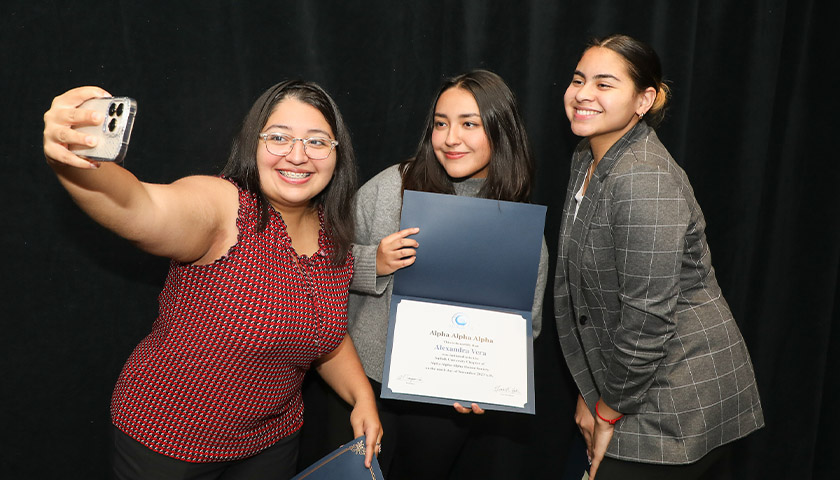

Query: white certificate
386;299;528;408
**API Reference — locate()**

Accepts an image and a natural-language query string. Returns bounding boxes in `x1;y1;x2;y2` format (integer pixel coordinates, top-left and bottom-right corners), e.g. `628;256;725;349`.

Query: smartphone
70;97;137;163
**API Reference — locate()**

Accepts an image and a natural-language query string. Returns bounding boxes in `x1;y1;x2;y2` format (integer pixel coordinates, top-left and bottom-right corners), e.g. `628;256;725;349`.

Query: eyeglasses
258;132;338;160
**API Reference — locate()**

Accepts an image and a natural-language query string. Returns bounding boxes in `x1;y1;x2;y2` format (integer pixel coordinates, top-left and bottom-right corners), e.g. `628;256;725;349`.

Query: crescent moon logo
452;313;468;327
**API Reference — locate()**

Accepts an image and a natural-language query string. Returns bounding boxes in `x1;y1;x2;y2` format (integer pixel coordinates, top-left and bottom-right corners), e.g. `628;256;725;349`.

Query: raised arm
349;166;417;294
44;86;237;264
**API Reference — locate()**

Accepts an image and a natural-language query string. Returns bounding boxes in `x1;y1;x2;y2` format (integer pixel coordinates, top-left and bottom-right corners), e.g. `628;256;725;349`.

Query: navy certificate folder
292;436;384;479
381;190;546;414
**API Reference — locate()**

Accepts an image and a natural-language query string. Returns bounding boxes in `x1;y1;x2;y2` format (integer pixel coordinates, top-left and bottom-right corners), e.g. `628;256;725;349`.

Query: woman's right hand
375;227;420;275
43;86;111;169
574;394;595;462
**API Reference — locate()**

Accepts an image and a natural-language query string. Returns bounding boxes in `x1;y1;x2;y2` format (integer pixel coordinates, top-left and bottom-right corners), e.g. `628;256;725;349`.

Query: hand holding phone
70;97;137;163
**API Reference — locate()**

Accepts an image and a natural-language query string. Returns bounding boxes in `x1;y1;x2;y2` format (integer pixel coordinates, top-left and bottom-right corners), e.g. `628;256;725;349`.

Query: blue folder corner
292;436;384;480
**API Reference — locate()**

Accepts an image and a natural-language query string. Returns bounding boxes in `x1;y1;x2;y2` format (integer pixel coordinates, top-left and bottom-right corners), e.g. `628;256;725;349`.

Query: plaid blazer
554;122;764;464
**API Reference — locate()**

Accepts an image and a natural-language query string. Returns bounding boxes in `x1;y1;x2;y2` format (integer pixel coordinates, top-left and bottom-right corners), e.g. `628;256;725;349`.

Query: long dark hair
221;80;357;266
586;34;671;127
400;70;533;203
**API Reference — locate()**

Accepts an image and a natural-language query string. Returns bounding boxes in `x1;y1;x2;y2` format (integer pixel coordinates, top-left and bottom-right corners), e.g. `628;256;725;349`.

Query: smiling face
257;97;337;213
431;87;492;179
564;46;654;158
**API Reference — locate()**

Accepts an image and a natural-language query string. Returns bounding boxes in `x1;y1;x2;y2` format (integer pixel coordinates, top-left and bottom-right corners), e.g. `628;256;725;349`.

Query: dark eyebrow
306;128;334;138
595;74;622;81
434;113;481;119
264;124;334;138
574;70;622;82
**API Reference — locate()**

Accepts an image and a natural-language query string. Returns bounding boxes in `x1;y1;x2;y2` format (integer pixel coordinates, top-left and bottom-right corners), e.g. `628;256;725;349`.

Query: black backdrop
3;1;837;478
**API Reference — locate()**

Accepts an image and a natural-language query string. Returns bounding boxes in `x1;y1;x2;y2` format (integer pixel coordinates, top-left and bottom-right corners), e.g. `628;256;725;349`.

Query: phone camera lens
108;118;117;132
116;103;124;116
108;103;116;116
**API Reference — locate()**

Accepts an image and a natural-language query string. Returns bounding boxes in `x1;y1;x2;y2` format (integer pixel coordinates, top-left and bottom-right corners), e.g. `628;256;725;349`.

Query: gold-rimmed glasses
258;132;338;159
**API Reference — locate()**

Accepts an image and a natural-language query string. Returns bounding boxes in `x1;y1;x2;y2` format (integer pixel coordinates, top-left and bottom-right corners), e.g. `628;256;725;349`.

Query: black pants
372;380;532;480
111;426;300;480
595;442;734;480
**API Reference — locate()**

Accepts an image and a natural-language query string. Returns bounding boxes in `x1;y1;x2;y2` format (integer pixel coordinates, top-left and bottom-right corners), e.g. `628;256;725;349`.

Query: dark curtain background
2;1;837;478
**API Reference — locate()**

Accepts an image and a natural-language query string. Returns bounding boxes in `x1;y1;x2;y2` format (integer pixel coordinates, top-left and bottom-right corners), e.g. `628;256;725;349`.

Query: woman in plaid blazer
554;34;764;479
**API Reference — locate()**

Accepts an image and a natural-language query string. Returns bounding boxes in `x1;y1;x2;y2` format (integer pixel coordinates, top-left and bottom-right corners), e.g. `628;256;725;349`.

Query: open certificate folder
292;436;384;480
381;190;546;414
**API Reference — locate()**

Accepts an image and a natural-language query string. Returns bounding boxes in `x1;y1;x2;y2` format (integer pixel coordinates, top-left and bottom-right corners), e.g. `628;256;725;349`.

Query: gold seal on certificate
381;190;545;414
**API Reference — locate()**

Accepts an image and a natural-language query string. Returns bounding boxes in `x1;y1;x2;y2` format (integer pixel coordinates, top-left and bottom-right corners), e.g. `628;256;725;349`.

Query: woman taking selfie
554;34;764;480
43;81;381;479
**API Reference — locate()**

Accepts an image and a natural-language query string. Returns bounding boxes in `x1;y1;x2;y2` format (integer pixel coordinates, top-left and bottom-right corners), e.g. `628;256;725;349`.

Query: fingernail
86;136;97;146
91;112;103;123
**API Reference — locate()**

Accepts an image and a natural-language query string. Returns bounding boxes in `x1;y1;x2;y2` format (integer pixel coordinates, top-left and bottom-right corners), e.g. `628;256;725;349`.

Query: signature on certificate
493;385;521;397
397;374;424;385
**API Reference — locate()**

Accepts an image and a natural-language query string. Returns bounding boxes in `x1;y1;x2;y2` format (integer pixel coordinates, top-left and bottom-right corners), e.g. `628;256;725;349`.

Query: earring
637;112;645;119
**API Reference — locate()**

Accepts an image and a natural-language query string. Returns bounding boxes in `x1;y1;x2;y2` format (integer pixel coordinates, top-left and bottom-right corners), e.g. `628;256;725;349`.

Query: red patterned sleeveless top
110;180;353;462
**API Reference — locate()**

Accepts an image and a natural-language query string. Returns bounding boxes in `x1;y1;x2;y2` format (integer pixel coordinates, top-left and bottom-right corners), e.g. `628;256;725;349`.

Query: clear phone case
70;97;137;163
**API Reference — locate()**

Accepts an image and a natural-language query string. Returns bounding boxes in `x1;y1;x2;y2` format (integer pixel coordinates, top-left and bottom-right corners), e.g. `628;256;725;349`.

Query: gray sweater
349;164;548;381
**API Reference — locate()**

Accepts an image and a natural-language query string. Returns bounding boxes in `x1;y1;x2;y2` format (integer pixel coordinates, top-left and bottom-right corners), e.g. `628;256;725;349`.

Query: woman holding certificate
554;34;764;479
348;70;548;478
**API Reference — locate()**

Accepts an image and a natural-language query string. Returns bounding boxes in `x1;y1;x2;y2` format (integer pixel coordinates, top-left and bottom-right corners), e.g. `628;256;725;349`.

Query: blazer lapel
565;123;650;310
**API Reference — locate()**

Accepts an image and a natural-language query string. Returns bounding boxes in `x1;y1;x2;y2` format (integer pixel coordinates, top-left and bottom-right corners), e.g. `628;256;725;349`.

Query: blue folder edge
292;435;384;480
380;190;545;415
392;190;546;311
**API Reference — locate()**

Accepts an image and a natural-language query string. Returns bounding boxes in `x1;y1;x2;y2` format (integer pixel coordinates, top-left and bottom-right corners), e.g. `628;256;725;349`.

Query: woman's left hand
349;398;383;468
588;418;614;479
453;402;485;414
588;400;620;480
315;335;383;469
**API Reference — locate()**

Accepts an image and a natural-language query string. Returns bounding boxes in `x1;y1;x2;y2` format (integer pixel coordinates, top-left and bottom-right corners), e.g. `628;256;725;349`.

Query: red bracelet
595;400;624;425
